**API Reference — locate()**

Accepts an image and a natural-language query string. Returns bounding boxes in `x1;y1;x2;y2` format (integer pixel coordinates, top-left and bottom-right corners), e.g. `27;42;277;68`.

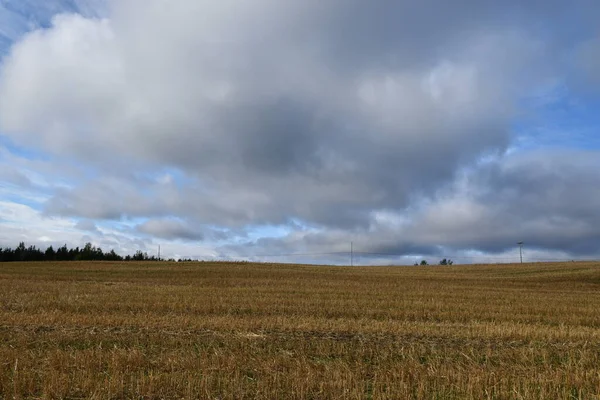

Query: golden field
1;261;600;399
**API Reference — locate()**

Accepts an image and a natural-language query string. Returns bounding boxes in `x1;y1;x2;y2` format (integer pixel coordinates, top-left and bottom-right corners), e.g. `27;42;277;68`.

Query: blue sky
0;0;599;264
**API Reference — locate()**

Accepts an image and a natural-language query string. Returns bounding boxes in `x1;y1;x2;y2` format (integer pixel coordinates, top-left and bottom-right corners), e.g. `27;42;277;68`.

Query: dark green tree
45;246;56;260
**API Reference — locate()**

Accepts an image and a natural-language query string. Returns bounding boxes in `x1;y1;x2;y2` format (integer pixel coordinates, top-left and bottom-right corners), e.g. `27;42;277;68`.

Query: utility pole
351;242;353;267
517;242;523;264
158;245;161;261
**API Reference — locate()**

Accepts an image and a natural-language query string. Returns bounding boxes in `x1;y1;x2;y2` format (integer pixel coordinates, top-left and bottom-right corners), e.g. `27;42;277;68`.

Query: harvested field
1;261;600;399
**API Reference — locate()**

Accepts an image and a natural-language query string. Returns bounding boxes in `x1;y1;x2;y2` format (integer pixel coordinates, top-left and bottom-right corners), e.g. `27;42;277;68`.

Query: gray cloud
74;219;99;233
378;150;600;257
45;177;164;220
136;219;205;241
578;37;600;86
457;151;600;254
0;166;32;187
214;149;600;259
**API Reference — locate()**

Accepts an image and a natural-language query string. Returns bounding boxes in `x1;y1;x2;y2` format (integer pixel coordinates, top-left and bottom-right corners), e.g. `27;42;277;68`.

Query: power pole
351;242;353;267
158;245;161;261
517;242;523;264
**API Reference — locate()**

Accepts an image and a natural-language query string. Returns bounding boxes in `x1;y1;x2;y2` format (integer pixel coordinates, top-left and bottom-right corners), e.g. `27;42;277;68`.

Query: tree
56;245;69;261
45;246;56;261
132;250;148;261
0;242;153;263
439;258;453;266
106;249;122;261
420;260;428;266
15;242;26;261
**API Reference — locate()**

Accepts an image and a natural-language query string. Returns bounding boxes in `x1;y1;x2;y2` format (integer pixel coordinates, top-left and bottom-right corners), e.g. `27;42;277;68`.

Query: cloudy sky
0;0;599;264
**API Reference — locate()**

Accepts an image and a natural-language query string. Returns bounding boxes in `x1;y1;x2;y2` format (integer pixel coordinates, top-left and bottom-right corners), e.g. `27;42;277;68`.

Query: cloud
0;166;32;188
44;176;164;220
0;2;557;223
0;0;107;55
0;0;599;261
137;218;205;241
74;219;100;233
305;150;600;257
578;36;600;86
447;150;600;254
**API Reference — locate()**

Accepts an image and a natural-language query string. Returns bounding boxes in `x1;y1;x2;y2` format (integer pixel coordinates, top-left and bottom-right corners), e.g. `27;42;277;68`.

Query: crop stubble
1;261;600;399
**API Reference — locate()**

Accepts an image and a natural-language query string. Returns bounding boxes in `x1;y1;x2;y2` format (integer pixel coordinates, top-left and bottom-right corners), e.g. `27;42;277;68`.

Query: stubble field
1;261;600;399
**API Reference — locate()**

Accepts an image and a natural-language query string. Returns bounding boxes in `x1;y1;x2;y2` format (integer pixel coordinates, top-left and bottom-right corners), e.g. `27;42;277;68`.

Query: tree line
0;242;165;262
414;258;454;266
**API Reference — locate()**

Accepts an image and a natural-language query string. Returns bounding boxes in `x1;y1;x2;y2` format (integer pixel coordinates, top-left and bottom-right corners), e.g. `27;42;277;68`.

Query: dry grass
1;261;600;399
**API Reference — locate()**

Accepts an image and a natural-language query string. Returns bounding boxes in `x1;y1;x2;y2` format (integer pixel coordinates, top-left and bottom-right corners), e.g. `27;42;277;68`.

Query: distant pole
158;245;161;261
351;242;353;267
517;242;523;264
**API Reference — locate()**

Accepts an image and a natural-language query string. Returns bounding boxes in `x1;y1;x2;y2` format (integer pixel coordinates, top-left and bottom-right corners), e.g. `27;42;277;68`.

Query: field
1;261;600;399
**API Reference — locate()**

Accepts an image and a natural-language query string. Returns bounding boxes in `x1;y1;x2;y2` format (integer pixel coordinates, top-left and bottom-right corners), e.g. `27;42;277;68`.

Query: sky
0;0;599;264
